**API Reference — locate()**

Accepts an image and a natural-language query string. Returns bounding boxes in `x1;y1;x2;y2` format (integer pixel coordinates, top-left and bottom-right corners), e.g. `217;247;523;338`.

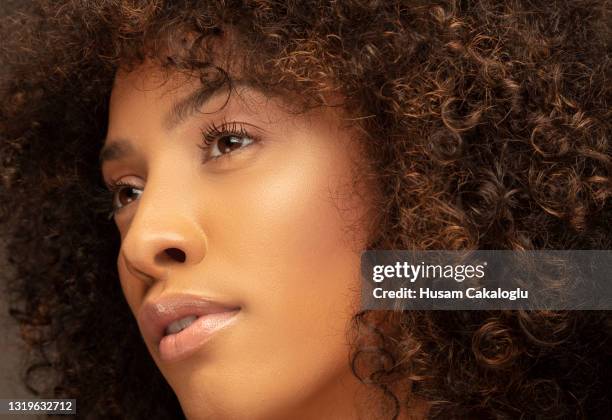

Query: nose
120;199;207;283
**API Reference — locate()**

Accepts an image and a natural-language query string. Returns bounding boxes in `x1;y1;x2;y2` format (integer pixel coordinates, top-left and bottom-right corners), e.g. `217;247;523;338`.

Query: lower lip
158;310;240;362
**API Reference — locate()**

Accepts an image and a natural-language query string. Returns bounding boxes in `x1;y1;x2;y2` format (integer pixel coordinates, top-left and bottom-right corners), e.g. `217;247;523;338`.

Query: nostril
164;247;186;263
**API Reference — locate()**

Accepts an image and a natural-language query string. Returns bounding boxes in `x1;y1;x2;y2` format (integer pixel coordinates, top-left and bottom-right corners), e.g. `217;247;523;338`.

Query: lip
138;293;241;362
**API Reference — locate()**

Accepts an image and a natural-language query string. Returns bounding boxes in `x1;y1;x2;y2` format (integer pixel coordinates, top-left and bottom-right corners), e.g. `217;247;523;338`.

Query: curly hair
1;0;610;418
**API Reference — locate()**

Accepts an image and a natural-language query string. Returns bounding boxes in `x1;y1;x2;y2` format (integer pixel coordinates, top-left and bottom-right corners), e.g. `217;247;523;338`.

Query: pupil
219;136;242;154
120;188;137;205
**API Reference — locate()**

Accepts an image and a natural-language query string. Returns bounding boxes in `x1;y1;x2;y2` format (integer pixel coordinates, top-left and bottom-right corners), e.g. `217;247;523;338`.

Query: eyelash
105;120;259;219
198;120;259;162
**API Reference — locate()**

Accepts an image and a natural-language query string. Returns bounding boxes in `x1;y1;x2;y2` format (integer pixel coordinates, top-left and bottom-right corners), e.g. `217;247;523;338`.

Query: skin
100;62;384;420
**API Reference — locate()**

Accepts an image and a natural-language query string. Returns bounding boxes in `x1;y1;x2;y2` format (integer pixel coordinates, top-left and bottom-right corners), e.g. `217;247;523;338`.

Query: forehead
110;25;245;102
109;63;302;130
108;62;261;131
107;60;352;140
111;63;203;106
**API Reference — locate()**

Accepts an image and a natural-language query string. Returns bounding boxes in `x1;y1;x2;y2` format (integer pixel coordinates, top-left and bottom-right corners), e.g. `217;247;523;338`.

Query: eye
209;135;255;158
200;121;259;162
110;182;143;212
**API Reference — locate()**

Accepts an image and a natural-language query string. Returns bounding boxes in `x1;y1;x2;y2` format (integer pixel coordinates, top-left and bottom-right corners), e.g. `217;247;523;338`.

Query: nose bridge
121;175;207;281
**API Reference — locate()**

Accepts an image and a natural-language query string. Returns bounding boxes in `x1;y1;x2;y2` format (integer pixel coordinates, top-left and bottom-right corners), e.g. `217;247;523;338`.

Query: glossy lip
138;293;241;362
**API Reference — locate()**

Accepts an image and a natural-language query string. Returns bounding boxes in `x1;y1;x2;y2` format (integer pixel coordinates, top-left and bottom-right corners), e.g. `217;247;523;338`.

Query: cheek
209;138;365;303
205;138;366;362
171;139;368;416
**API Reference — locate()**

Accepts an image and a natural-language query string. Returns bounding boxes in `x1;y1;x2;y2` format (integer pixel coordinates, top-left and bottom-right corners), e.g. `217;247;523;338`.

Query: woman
0;1;610;418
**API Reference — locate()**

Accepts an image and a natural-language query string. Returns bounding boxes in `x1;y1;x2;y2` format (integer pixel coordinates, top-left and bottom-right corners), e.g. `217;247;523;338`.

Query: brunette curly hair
1;0;610;419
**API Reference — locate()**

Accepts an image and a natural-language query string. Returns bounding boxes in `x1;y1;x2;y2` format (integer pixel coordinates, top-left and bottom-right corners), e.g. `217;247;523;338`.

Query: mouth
138;294;241;363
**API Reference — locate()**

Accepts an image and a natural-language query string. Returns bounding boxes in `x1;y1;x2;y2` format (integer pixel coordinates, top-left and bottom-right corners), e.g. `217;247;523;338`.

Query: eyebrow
99;140;135;166
163;82;233;130
99;81;250;166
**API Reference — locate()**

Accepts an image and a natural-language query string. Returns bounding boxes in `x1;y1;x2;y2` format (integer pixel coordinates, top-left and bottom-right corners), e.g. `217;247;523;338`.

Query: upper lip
138;293;241;345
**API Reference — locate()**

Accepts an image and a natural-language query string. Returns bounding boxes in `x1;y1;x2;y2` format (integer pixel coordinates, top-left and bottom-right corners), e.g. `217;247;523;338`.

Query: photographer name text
372;287;528;301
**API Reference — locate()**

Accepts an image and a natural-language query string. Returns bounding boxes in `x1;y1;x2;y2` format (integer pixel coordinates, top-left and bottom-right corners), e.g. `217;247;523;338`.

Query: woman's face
100;63;375;419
